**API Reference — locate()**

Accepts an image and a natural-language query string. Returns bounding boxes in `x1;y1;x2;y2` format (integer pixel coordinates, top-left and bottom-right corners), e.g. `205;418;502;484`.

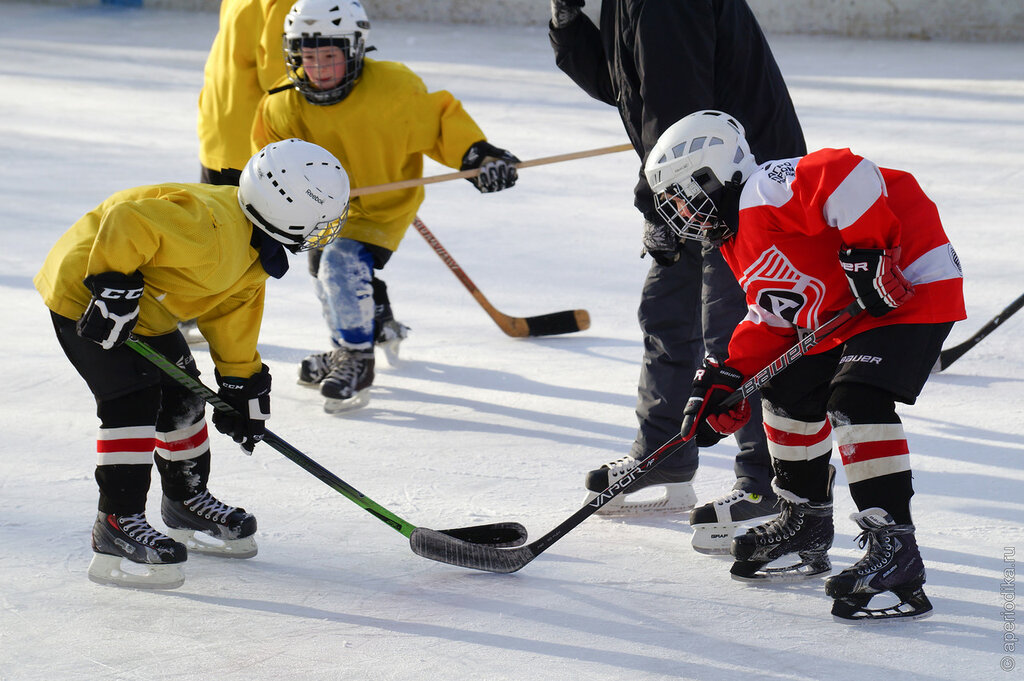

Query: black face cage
284;34;365;106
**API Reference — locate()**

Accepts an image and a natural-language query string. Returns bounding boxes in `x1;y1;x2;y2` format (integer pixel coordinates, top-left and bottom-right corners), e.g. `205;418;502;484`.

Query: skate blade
323;389;370;414
164;529;258;559
296;378;322;389
691;515;780;555
731;554;832;584
379;339;402;366
586;483;697;517
832;589;934;623
87;553;185;590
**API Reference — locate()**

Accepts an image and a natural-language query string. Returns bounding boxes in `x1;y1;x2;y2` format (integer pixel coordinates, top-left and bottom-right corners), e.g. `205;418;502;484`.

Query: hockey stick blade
439;522;527;548
524;309;590;337
934;291;1024;372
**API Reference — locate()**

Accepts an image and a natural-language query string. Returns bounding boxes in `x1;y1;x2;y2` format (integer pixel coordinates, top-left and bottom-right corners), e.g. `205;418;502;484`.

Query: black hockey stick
413;217;590;337
933;291;1024;372
125;337;526;548
409;301;864;573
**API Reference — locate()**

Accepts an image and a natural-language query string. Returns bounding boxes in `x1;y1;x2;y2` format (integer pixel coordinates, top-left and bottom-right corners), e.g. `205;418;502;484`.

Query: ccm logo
840;262;869;272
100;287;143;300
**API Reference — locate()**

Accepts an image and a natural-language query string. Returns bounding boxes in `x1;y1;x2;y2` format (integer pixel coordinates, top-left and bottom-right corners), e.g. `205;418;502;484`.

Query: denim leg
316;238;375;349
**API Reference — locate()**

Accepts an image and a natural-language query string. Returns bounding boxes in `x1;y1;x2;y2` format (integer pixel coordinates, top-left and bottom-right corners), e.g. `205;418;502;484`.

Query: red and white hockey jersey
720;147;965;378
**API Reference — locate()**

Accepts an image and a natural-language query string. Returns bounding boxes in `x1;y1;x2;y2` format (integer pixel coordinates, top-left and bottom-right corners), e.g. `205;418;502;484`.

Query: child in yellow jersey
35;140;349;590
253;0;520;412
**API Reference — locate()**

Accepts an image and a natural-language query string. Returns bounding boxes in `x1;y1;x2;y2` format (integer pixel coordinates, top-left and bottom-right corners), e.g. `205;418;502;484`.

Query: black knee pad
827;382;899;426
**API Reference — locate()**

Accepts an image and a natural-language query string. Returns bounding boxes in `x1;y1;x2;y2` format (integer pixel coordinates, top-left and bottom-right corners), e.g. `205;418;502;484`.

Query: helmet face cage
284;33;366;106
302;205;350;252
654;177;722;244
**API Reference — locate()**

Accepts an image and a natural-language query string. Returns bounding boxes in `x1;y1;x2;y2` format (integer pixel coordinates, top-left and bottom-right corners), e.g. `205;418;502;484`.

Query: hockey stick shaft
412;216;590;337
409;301;864;572
935;291;1024;372
350;143;632;198
125;337;526;546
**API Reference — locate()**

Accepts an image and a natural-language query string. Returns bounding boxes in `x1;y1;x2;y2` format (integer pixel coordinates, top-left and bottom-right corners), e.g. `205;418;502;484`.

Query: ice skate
375;317;410;366
321;348;375;413
689;488;780;555
88;511;187;589
297;349;333;387
177;319;207;346
730;466;835;582
161;489;258;559
584;456;696;516
825;508;933;622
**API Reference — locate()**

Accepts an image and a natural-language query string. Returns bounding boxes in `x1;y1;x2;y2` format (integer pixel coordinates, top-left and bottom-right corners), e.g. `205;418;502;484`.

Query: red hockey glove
680;356;751;447
461;141;520;193
839;246;915;317
76;271;144;350
212;366;271;454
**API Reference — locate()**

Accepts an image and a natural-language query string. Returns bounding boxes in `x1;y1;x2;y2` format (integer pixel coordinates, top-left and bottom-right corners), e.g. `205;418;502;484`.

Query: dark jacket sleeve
548;15;616;107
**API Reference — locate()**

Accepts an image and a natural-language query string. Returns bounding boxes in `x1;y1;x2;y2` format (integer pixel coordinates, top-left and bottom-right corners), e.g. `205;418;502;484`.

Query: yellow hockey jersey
35;184;269;379
252;58;486;251
197;0;293;174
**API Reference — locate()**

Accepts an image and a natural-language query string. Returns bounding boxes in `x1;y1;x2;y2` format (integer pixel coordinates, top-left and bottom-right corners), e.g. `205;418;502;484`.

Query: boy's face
301;45;347;91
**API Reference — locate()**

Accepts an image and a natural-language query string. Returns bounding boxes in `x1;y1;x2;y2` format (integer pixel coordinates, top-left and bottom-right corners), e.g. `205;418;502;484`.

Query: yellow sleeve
198;283;266;379
419;90;486;170
86;201;164;277
256;0;291;92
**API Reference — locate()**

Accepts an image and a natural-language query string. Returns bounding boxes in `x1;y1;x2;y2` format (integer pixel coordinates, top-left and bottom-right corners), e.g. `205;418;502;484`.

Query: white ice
1;4;1022;680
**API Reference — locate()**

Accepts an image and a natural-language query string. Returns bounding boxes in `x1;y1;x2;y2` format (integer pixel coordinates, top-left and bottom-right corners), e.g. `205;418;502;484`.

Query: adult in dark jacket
549;0;807;551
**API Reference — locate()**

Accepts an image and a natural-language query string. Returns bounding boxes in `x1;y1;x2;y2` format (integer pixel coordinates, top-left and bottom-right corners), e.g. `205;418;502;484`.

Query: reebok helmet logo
306;189;324;204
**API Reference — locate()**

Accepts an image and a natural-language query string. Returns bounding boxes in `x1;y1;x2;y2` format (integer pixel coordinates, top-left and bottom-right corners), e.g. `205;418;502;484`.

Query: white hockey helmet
645;110;758;244
238;138;350;253
283;0;371;105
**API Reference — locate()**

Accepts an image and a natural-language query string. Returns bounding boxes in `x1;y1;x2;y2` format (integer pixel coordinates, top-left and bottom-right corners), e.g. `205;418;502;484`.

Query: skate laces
602;457;639;479
850;523;913;575
117;513;168;546
184;490;236;524
715;490;747;506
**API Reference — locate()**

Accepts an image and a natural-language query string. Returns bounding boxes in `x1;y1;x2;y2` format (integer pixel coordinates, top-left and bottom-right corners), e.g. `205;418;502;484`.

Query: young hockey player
645;110;965;621
548;0;805;544
252;0;520;413
34;139;350;589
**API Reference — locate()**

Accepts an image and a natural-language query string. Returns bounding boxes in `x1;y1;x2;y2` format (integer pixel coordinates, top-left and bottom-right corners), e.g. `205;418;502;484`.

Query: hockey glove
461;141;520;194
550;0;584;28
680;356;751;447
212;365;271;454
641;218;682;267
76;271;145;350
839;246;915;317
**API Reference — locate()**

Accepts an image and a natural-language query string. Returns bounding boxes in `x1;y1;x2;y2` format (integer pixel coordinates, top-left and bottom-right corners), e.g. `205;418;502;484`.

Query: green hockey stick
125;336;526;548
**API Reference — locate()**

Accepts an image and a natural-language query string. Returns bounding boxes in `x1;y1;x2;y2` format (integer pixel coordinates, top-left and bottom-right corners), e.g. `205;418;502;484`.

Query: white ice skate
689;489;780;555
584;456;697;517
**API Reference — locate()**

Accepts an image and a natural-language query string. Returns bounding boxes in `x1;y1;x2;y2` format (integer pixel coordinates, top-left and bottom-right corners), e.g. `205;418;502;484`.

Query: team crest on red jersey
741;246;826;326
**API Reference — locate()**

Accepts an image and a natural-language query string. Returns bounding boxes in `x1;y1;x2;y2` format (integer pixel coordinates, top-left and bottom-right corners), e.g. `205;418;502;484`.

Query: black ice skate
297;350;333;387
321;348;375;413
825;508;933;622
689;488;780;555
88;511;187;589
161;490;258;558
374;315;410;367
730;466;835;582
584;455;696;517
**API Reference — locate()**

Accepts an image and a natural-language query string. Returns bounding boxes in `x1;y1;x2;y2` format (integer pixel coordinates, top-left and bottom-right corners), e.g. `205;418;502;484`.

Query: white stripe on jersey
97;425;156;466
903;243;964;285
823;158;887;231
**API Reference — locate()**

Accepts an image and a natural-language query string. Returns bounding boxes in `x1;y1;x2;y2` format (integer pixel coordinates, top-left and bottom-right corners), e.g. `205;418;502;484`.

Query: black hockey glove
550;0;584;28
461;141;520;194
212;365;271;454
838;246;914;317
641;218;683;267
680;356;751;447
76;271;145;350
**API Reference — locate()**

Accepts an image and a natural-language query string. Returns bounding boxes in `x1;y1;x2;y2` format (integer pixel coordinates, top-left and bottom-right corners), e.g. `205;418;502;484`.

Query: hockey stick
125;337;527;548
350;143;632;198
932;291;1024;372
413;216;590;337
409;301;864;573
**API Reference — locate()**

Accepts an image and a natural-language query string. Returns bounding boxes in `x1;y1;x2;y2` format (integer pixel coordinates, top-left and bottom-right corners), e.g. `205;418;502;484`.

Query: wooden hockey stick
413;216;590;337
350;143;632;197
409;301;864;573
933;291;1024;372
125;337;527;548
